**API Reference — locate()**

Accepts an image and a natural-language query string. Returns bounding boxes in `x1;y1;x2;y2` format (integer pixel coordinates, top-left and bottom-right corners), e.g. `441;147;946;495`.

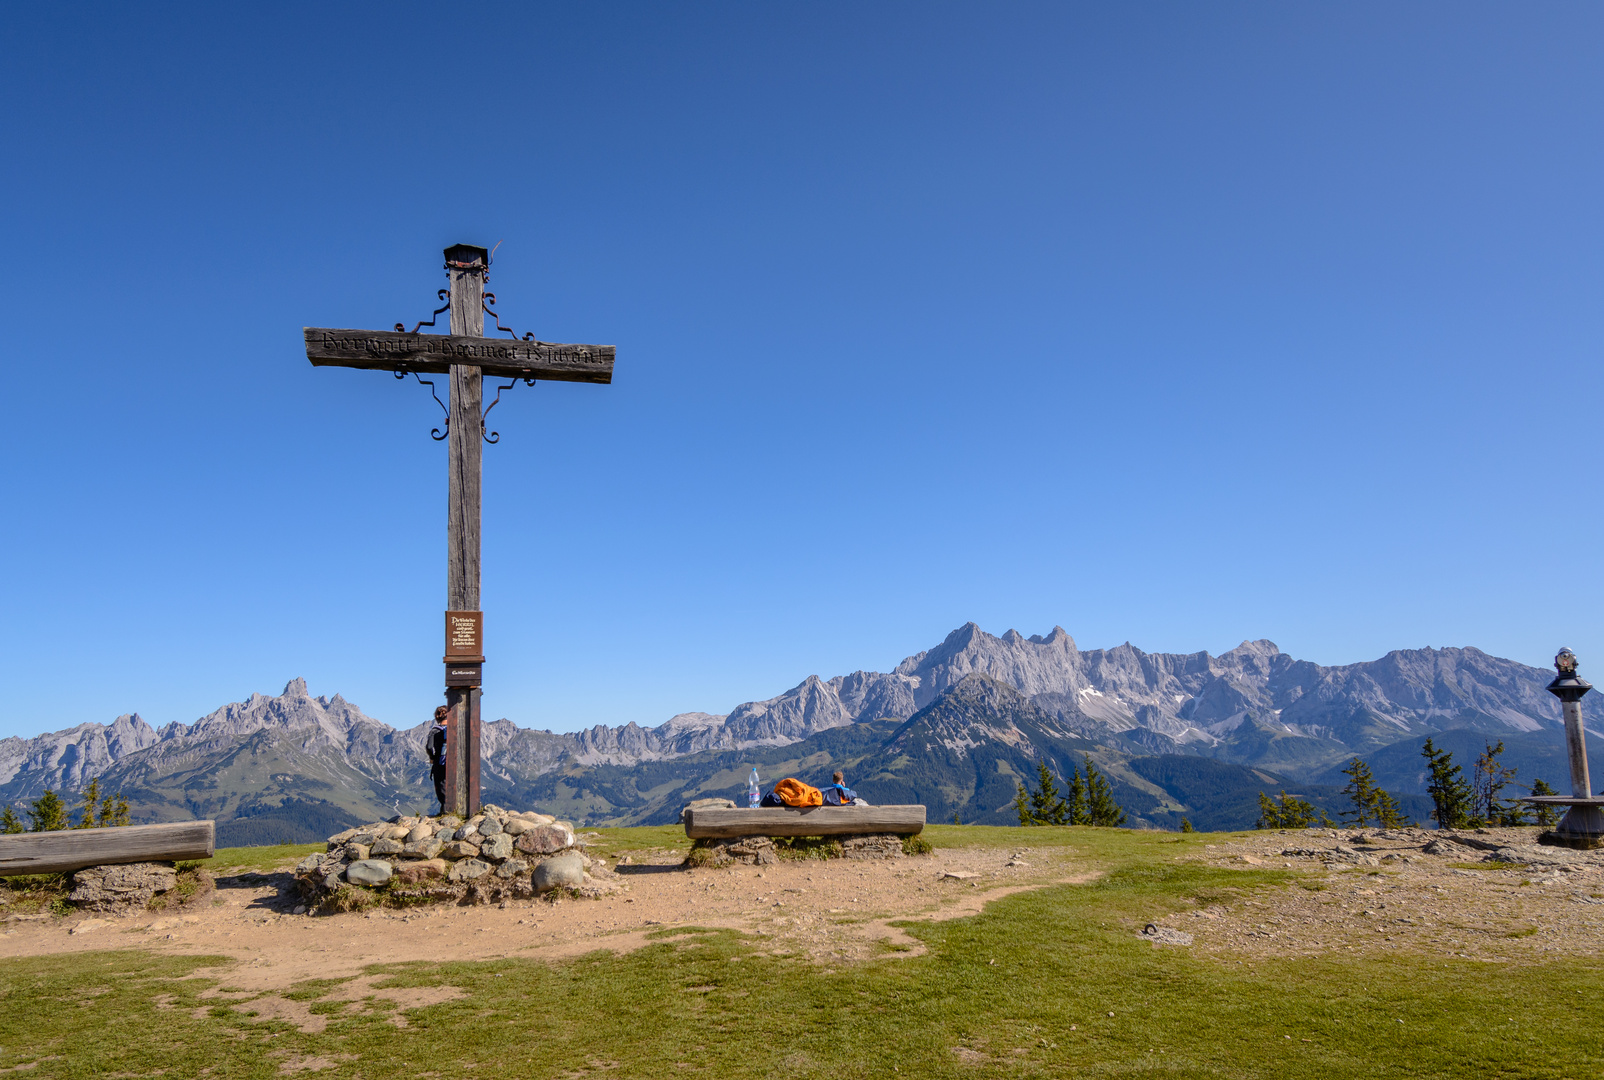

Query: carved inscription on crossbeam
304;328;614;384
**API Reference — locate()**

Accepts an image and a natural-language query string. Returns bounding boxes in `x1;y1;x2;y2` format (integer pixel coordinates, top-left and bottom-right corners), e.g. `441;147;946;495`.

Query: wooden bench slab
0;821;215;876
684;805;925;839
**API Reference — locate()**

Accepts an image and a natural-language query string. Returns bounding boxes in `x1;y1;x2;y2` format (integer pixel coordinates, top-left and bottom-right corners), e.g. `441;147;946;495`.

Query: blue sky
2;3;1601;740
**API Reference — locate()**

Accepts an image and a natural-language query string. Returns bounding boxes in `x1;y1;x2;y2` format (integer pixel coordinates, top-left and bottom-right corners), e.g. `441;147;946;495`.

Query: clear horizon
4;4;1601;740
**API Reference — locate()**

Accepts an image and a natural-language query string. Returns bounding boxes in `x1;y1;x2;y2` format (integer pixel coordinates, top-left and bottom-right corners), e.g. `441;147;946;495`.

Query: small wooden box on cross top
304;243;615;817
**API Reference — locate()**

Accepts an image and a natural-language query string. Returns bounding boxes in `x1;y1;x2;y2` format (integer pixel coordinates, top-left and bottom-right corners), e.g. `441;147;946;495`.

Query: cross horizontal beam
304;328;614;384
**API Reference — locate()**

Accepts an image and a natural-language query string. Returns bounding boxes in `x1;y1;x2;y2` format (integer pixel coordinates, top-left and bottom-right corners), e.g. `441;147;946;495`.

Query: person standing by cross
304;244;615;818
427;706;450;812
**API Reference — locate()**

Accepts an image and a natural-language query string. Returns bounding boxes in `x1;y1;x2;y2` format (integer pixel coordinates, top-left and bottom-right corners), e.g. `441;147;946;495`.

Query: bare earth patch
0;843;1083;994
1174;825;1604;965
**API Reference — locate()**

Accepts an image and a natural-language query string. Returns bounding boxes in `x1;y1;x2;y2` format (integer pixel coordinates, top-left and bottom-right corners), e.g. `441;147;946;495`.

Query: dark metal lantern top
444;243;489;271
1548;647;1592;702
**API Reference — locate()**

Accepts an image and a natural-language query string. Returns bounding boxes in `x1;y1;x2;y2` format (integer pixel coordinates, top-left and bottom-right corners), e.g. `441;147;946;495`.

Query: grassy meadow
0;826;1598;1078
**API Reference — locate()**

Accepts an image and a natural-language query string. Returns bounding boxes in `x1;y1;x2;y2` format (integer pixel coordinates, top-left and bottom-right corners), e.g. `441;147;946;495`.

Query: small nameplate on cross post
445;610;484;662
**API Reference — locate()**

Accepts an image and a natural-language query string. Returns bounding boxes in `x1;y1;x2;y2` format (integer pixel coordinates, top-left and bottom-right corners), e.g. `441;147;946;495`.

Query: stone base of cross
305;244;615;816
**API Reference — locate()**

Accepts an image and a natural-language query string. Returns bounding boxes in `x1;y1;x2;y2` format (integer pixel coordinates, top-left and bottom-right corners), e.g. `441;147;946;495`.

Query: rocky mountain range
0;623;1575;840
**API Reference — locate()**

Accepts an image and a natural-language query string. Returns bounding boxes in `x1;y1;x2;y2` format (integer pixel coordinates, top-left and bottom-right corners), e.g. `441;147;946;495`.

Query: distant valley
0;623;1588;843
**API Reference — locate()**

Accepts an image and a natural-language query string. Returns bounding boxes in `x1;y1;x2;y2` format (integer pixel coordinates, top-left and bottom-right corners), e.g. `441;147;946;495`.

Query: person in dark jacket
427;706;449;811
822;770;858;805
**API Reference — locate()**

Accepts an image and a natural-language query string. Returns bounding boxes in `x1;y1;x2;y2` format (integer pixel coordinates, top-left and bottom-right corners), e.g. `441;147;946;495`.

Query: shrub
902;835;934;856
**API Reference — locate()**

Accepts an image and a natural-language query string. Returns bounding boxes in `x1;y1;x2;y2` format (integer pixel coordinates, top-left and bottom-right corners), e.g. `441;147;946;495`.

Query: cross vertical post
303;244;614;822
444;243;486;819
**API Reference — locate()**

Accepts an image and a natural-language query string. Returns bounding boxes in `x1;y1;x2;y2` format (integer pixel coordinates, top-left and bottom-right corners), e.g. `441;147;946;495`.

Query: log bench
682;805;925;839
0;820;215;876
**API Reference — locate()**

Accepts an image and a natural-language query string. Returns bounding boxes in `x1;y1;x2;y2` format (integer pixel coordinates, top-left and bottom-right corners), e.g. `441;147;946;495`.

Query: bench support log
684;805;924;839
0;821;215;877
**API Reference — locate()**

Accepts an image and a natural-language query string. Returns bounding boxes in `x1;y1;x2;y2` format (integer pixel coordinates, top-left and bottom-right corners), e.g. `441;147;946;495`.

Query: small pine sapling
1528;779;1561;828
1472;740;1518;827
1374;788;1408;828
75;779;102;828
1255;791;1329;829
0;807;21;834
1012;782;1035;826
26;790;69;832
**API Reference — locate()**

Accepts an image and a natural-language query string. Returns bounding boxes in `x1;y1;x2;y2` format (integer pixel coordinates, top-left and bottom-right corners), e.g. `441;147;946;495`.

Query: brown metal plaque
445;611;484;662
445;663;482;688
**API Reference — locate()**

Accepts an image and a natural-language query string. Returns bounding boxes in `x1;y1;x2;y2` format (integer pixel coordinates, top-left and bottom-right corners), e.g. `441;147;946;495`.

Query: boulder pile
294;804;616;908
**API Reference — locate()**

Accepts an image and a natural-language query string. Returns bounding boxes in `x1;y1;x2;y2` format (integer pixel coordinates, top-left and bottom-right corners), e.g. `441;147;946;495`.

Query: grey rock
69;862;179;912
1138;924;1193;947
370;838;404;856
697;836;777;866
295;854;324;874
1485;847;1529;863
533;853;585;892
442;840;480;859
344;860;393;886
343;843;370;862
495;858;529;879
515;824;574;856
502;818;532;836
840;834;905;859
479;833;513;861
454;825;479;842
402;839;443;859
477;817;503;836
394;858;448;885
436;815;463;830
405;823;435;843
448;858;491;882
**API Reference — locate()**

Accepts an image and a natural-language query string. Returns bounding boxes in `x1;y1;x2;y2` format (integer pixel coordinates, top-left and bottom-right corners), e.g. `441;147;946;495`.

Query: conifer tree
26;790;69;832
1066;762;1089;826
1528;779;1561;828
75;779;102;828
1340;757;1378;826
1374;788;1408;828
1029;760;1068;825
0;807;21;834
1421;738;1473;829
1472;740;1519;826
1255;790;1331;829
100;792;130;827
1180;818;1194;833
1013;782;1035;826
1082;755;1126;827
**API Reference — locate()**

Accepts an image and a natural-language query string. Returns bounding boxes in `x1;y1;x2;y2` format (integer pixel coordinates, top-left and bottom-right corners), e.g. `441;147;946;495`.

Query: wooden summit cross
304;243;614;817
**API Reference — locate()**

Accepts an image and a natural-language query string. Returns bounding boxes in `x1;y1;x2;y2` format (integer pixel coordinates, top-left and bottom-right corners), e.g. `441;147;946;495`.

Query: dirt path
0;842;1084;995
